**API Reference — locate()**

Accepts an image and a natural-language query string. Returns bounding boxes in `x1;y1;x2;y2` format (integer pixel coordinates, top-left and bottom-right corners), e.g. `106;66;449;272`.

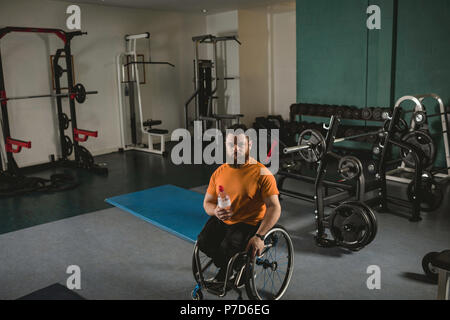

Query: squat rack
0;26;106;177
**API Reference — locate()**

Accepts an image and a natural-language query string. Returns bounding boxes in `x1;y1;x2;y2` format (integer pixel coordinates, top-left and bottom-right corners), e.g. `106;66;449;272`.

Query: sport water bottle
217;185;231;210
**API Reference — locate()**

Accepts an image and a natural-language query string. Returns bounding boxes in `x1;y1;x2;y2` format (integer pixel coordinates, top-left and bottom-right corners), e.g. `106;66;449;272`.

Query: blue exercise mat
105;184;208;243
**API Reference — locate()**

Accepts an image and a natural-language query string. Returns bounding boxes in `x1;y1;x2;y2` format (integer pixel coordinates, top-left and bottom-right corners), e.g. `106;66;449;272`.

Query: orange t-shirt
206;159;279;226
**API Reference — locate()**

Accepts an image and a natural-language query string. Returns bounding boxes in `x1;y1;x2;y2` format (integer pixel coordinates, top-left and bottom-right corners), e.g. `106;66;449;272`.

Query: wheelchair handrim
247;227;294;300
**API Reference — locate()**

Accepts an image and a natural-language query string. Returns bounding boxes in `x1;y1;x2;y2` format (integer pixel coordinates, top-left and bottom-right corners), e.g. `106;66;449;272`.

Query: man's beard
229;152;249;168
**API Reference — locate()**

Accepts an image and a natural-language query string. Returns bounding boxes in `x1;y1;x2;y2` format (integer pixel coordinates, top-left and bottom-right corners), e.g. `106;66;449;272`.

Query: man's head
225;124;252;166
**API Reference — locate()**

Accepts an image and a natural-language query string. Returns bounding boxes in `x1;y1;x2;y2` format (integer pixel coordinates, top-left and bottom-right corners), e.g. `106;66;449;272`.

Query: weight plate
352;108;361;120
338;156;362;180
63;135;73;157
74;83;87;104
343;107;353;119
77;146;94;168
407;176;443;212
344;201;378;247
329;202;372;251
400;130;436;169
361;108;373;120
297;129;326;163
372;108;383;121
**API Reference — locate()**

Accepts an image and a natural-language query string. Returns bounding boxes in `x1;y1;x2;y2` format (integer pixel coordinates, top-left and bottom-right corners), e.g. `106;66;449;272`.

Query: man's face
225;133;250;164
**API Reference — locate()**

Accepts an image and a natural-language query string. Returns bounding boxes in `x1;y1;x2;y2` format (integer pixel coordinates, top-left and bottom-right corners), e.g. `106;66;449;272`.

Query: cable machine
185;34;243;131
116;32;174;156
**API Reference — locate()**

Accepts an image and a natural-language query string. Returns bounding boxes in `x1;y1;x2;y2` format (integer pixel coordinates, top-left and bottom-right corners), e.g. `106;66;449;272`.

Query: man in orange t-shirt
197;124;281;283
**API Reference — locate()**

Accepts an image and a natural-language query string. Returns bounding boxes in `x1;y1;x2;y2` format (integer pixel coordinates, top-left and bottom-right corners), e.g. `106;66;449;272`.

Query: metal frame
116;32;173;155
0;26;105;175
185;34;243;131
386;93;450;183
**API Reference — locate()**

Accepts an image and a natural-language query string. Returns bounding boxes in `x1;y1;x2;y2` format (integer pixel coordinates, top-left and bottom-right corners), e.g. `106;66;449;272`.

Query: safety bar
0;26;86;43
5;137;31;153
73;128;98;142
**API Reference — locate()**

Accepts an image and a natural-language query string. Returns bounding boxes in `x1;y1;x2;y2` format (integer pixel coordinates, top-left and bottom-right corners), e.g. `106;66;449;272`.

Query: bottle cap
219;185;224;192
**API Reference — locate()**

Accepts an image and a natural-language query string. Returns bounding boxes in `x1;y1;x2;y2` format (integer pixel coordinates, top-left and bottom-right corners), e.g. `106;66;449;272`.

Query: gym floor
1;149;448;300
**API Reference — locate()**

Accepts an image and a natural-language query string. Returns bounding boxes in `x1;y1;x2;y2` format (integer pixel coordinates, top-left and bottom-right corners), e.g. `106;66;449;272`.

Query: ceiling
53;0;291;14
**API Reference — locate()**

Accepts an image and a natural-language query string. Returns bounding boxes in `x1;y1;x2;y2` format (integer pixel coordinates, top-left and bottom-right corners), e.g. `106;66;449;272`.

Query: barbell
0;83;97;104
382;107;450;126
283;128;385;162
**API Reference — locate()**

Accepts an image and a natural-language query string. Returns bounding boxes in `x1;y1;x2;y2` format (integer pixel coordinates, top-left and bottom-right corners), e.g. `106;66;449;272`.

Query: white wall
0;0;206;167
238;1;296;125
205;11;240;115
270;2;296;120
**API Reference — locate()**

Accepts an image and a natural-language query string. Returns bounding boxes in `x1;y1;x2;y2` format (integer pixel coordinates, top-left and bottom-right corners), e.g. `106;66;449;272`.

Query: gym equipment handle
6;137;32;153
74;128;98;142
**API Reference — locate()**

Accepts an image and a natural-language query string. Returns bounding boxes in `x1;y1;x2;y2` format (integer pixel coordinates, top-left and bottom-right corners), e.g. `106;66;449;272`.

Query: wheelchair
191;224;294;300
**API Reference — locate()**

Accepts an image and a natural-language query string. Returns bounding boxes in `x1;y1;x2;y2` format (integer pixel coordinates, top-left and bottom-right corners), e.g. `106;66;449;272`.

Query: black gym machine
282;115;381;250
185;34;244;132
0;27;106;196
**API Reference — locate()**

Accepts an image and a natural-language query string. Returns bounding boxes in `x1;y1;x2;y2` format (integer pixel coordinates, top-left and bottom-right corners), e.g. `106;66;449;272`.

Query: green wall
296;0;450;166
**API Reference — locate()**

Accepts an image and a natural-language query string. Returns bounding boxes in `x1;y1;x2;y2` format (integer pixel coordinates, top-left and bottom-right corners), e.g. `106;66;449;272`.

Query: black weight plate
338;156;362;180
400;130;436;168
343;107;353;119
329;202;372;251
297;129;326;163
63;135;73;156
77;146;94;168
372;108;383;121
345;201;378;246
74;83;86;104
317;105;327;116
407;176;443;212
361;107;373;120
352;108;361;120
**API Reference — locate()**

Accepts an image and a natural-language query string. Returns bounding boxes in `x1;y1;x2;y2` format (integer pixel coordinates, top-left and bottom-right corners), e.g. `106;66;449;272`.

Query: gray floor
0;182;449;300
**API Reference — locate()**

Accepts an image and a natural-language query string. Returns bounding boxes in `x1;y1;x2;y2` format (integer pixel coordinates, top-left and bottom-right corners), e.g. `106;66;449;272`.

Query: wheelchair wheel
245;225;294;300
192;242;220;284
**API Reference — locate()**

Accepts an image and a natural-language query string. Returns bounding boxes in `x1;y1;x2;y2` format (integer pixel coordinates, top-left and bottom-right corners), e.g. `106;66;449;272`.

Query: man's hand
214;206;233;221
246;236;265;258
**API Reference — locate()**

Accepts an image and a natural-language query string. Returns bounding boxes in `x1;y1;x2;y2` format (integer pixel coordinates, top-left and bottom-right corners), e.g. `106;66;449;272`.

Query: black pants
197;216;259;269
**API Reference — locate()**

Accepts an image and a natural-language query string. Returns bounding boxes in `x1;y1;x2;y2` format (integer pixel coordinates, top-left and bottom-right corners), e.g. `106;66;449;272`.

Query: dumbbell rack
0;26;106;176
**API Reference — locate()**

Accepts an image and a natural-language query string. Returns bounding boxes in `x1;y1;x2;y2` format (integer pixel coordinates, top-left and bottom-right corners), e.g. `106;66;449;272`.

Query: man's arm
246;194;281;257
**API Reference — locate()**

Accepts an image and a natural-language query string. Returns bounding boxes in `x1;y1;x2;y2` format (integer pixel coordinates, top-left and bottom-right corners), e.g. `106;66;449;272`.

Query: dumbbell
317;104;327;117
343;107;354;119
372;107;384;121
298;103;310;115
336;106;348;118
352;107;361;120
325;105;336;117
361;107;373;120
